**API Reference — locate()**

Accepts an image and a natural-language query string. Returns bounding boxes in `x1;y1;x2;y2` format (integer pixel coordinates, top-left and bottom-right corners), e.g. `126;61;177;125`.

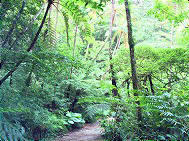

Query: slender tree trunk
55;0;60;29
127;78;130;97
168;20;174;92
1;0;26;48
148;74;154;95
47;5;52;44
0;2;52;86
85;44;90;58
124;0;142;123
112;33;122;56
109;0;118;96
0;0;26;69
70;24;78;77
73;25;78;60
25;63;34;87
11;3;45;51
54;80;57;96
85;36;109;76
170;20;174;49
69;89;80;112
143;75;149;95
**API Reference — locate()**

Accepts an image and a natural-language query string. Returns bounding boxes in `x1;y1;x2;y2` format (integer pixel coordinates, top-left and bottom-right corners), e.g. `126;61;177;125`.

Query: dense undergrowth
99;92;189;140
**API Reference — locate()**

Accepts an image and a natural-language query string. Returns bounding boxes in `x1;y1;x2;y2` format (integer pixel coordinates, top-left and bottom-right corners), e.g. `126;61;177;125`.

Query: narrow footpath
54;122;104;141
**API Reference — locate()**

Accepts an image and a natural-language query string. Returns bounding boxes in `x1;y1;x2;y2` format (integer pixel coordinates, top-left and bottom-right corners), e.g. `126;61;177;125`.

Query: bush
101;92;189;140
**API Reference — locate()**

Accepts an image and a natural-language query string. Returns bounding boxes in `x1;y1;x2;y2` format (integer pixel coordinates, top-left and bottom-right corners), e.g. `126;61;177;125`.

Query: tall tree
109;0;118;96
0;0;53;86
124;0;142;123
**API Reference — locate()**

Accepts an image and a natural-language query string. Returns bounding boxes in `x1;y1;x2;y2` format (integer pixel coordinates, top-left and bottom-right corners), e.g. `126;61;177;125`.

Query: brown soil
54;121;104;141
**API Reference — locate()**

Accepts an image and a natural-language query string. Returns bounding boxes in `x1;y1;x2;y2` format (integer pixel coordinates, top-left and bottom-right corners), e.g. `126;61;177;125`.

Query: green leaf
68;120;74;124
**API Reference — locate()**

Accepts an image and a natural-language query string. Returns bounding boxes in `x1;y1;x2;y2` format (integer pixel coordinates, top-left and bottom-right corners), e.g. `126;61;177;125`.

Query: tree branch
0;0;26;69
0;2;52;86
1;0;26;48
10;3;45;51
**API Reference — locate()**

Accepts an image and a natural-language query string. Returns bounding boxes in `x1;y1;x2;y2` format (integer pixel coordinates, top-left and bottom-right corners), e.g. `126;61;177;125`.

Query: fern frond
62;10;70;46
78;96;121;104
44;19;57;48
80;22;93;42
144;93;189;138
86;103;110;117
0;115;25;141
60;1;93;42
61;1;85;24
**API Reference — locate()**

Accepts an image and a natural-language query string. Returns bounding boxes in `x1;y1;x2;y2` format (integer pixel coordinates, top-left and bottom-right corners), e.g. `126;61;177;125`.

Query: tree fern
85;103;110;118
78;96;121;104
59;1;95;43
143;92;189;140
0;114;25;141
46;20;57;48
61;10;70;46
80;22;93;42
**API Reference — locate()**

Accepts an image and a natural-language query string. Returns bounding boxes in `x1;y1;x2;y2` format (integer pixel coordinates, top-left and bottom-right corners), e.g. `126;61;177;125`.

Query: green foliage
59;0;105;43
32;109;67;133
44;20;57;48
65;112;85;127
61;10;70;46
148;0;175;22
113;45;189;90
1;0;189;140
141;91;189;140
176;28;189;47
0;115;25;141
148;0;189;25
99;91;189;140
36;111;85;133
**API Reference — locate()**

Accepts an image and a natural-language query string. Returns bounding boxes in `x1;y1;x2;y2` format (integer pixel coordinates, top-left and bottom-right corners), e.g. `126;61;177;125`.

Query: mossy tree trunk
124;0;142;123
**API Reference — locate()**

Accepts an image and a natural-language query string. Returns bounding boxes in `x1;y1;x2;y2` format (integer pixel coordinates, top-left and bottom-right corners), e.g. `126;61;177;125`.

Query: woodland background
0;0;189;140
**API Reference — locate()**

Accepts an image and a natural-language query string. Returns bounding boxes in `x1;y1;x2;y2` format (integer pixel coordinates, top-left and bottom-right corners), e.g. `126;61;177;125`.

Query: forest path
54;121;104;141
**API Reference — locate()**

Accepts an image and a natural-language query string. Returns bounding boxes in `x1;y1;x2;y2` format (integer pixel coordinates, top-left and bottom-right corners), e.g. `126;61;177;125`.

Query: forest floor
54;121;104;141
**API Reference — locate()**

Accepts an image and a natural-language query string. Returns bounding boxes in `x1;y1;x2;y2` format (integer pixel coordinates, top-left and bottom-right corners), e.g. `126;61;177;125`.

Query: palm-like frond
0;115;25;141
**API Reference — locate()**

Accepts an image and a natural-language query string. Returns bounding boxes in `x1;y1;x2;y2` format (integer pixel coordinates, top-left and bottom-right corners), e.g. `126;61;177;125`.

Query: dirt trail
54;122;104;141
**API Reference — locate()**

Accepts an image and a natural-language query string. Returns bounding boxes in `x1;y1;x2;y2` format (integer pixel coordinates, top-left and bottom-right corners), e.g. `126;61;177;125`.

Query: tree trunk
143;75;148;92
1;0;26;48
148;74;154;95
126;78;130;97
0;0;26;69
168;20;174;92
0;2;52;86
109;0;118;96
70;24;78;77
69;89;80;112
124;0;142;123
